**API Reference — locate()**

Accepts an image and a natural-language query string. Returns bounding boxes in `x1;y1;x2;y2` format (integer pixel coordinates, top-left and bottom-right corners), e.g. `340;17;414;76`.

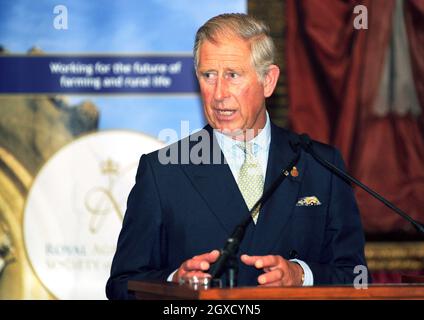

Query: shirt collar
214;112;271;156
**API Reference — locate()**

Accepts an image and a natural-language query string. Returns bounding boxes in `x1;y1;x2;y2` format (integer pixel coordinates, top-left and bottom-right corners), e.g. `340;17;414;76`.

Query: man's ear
263;65;280;98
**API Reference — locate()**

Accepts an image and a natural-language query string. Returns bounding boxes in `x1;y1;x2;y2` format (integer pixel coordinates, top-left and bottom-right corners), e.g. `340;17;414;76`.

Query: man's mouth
214;109;236;116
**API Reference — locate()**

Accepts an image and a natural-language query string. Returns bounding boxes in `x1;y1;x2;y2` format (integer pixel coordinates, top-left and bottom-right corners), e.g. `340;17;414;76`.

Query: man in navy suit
106;13;368;299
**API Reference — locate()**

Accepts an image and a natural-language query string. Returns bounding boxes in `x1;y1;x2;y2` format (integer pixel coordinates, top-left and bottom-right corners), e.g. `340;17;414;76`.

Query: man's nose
213;77;229;101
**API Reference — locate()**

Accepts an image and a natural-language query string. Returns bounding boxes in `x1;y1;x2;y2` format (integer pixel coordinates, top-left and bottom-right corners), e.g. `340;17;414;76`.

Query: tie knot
238;142;255;156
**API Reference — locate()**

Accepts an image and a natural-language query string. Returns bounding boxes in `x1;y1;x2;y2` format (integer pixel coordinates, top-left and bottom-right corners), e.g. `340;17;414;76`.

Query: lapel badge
290;166;299;177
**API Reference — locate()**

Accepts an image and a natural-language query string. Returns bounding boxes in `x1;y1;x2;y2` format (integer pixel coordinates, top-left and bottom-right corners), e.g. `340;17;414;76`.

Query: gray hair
193;13;276;81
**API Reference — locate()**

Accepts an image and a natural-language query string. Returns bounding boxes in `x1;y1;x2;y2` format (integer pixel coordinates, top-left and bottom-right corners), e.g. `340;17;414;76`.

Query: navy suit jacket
106;123;368;299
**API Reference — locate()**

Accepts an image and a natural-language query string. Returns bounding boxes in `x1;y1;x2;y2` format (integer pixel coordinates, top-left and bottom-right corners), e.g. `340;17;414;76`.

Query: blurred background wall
250;0;424;283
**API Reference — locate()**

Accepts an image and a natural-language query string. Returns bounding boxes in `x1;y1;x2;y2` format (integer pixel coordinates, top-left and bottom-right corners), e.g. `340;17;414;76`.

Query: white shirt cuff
290;259;314;286
167;269;178;282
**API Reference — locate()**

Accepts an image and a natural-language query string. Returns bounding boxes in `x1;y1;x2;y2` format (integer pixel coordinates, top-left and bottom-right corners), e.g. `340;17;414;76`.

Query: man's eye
203;72;216;80
228;72;239;79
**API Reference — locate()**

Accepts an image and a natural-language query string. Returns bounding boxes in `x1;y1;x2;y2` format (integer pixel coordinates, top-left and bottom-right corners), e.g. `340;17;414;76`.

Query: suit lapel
180;125;250;235
248;123;305;256
179;123;306;256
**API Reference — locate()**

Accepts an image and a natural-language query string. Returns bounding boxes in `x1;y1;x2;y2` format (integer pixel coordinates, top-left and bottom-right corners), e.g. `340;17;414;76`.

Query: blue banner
0;55;198;94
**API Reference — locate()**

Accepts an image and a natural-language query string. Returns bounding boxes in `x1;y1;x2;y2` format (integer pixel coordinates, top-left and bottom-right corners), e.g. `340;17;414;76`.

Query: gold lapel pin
290;166;299;177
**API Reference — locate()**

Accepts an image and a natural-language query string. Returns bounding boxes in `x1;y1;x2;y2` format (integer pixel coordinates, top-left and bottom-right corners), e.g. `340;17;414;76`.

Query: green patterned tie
237;142;264;224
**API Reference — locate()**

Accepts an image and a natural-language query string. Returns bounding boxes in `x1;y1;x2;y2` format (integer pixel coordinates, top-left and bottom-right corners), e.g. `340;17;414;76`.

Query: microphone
209;141;302;285
297;133;424;234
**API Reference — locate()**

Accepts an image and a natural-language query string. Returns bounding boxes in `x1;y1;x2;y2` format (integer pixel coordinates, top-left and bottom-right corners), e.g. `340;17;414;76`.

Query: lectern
128;281;424;300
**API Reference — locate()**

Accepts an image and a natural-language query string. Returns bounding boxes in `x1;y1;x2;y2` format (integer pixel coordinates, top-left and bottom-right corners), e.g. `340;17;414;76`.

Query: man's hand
172;250;220;283
241;254;304;286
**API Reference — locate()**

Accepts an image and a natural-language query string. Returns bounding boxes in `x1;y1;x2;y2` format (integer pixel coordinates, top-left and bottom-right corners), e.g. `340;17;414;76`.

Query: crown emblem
101;158;119;175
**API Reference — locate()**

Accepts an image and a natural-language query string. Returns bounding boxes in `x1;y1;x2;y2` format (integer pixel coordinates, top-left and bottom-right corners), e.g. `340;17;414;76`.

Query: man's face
197;35;275;138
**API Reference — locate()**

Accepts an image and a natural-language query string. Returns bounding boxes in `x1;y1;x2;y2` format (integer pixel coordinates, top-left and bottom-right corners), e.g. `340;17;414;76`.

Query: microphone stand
209;148;301;287
298;134;424;234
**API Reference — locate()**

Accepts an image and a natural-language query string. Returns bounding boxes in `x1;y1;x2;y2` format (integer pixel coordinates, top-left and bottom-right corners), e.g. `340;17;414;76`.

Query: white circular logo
23;130;164;299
